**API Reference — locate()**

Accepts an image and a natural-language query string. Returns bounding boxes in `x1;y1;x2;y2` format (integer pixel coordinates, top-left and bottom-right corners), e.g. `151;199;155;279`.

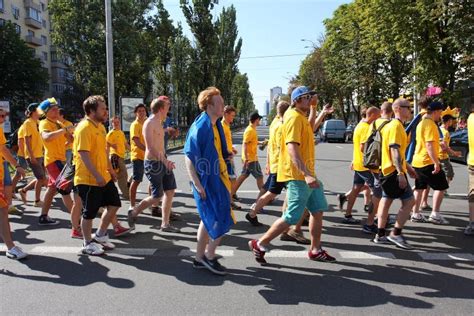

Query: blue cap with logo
291;86;316;103
38;97;58;114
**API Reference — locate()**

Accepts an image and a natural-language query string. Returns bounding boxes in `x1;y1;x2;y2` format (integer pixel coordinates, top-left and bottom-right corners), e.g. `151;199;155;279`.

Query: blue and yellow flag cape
184;112;233;240
405;112;443;163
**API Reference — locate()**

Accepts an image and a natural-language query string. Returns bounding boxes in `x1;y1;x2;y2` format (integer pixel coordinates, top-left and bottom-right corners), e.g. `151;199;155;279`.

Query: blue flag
184;112;232;240
405;113;444;164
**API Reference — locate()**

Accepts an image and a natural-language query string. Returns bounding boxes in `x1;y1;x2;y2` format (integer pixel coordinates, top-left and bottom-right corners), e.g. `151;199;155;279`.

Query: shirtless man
128;96;179;232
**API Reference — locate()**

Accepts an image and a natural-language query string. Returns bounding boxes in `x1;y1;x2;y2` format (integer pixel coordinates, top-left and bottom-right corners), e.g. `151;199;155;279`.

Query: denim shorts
282;180;328;225
353;170;382;198
132;159;145;182
144;160;177;198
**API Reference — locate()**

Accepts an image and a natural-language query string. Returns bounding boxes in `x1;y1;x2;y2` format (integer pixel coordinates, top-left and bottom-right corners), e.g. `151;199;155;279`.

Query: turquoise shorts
282;180;328;225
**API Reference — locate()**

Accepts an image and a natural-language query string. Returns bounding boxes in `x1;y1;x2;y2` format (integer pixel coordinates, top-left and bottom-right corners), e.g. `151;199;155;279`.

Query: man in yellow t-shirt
107;116;130;199
246;101;290;227
59;108;74;165
37;99;75;226
439;109;462;184
232;110;265;201
129;103;147;207
411;101;449;225
74;95;121;256
375;98;417;249
221;105;241;210
0;115;27;260
21;104;46;207
339;106;381;230
466;107;474;235
11;104;39;207
249;86;335;264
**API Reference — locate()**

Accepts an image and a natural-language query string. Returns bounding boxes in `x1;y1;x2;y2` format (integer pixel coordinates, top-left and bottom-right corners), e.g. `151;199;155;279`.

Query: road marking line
178;249;234;257
31;246;79;254
336;146;343;149
339;251;395;259
266;251;308;258
111;248;157;256
418;253;474;261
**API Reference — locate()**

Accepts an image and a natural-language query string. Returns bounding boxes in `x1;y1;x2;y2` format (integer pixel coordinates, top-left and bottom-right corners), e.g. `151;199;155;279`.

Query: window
28;30;35;37
28;7;42;22
53;84;66;93
0;18;5;27
51;51;58;62
0;0;4;13
40;2;46;11
41;35;47;45
14;23;21;34
11;5;20;19
42;52;48;62
42;19;47;28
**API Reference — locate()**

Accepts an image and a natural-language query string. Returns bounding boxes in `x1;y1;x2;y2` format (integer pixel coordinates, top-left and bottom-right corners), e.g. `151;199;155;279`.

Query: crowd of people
0;86;472;276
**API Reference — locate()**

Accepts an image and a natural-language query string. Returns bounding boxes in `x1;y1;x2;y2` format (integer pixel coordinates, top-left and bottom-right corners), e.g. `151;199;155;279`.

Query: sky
162;0;350;114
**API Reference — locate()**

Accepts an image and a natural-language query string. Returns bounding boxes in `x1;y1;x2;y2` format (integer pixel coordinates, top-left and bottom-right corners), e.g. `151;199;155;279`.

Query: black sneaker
192;259;205;269
245;213;263;227
232;194;241;202
201;256;227;275
338;193;347;210
38;215;59;226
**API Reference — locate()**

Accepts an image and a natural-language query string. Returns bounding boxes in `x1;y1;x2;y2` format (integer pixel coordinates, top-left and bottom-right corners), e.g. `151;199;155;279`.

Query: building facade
0;0;70;101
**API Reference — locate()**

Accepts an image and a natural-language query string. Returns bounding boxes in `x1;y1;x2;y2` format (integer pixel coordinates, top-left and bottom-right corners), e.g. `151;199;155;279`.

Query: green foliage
0;22;48;122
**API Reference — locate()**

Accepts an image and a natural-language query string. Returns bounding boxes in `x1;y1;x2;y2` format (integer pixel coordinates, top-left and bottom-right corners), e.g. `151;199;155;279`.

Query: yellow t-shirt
106;129;127;158
0;127;6;181
242;124;258;162
277;108;315;182
62;120;74;151
352;121;370;171
74;119;111;186
130;119;145;161
268;116;283;174
22;118;43;159
381;119;408;176
412;118;440;168
17;123;26;157
439;126;450;160
221;119;233;154
213;124;231;193
39;118;67;166
468;113;474;166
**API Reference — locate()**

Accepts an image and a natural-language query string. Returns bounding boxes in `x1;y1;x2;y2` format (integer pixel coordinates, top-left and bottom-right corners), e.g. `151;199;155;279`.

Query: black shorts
144;160;177;198
380;171;414;200
263;173;286;195
77;181;122;219
414;164;449;191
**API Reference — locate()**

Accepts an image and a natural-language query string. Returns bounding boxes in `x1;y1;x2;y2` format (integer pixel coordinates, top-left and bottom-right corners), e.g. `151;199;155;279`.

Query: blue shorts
263;173;286;195
227;158;236;179
282;180;328;225
144;160;177;198
353;170;382;198
17;156;28;169
3;161;12;186
132;159;144;182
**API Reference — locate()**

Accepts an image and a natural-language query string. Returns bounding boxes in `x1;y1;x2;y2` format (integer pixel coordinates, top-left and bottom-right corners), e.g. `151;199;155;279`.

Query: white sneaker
93;233;115;250
428;214;449;225
82;242;104;256
463;225;473;236
411;213;427;223
6;246;28;260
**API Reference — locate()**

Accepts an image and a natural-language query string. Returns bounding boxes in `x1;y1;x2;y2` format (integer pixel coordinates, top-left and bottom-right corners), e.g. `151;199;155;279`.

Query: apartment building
0;0;70;101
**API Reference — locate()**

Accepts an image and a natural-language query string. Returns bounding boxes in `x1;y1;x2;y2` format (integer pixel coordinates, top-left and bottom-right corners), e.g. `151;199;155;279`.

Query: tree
231;72;254;122
0;22;48;124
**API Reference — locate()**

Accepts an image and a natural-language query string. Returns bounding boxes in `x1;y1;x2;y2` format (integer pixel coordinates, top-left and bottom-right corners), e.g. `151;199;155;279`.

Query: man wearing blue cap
411;101;449;225
249;86;336;264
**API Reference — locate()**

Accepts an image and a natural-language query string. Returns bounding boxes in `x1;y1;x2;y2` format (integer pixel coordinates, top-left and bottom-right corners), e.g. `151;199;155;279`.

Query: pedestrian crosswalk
1;244;473;261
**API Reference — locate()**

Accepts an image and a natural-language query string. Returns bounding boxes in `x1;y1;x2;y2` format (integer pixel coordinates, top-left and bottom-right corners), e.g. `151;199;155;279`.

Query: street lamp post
105;0;115;120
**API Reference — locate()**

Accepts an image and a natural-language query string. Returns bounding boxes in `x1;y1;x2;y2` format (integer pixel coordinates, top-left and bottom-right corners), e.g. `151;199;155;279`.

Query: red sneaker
308;249;336;262
114;224;131;237
71;228;83;239
248;239;267;265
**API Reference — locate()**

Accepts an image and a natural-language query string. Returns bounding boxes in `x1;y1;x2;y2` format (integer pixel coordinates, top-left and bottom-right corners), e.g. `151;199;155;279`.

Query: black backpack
363;120;390;169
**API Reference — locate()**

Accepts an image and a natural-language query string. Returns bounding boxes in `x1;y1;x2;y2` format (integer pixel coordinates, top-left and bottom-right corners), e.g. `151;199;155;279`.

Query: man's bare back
144;114;165;161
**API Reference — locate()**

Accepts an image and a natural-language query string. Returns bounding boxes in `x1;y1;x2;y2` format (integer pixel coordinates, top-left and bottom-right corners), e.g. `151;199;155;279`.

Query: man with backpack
375;98;417;249
339;106;381;231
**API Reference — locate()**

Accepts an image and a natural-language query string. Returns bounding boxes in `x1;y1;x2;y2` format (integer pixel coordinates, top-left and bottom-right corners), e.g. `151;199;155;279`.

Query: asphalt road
1;126;473;315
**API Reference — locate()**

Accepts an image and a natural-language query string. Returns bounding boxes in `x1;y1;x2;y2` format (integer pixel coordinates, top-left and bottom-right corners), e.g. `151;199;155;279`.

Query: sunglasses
298;95;312;101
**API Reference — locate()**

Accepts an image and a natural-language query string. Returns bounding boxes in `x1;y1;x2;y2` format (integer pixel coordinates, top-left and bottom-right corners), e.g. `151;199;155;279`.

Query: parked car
320;119;346;142
345;123;355;142
449;129;468;164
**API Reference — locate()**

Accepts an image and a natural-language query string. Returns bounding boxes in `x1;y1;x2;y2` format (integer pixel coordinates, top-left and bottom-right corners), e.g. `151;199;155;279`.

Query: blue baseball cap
291;86;316;103
38;97;58;114
427;101;444;111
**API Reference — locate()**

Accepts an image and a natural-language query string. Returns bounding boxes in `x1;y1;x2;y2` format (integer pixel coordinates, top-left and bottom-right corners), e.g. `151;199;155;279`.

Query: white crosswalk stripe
339;251;396;259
